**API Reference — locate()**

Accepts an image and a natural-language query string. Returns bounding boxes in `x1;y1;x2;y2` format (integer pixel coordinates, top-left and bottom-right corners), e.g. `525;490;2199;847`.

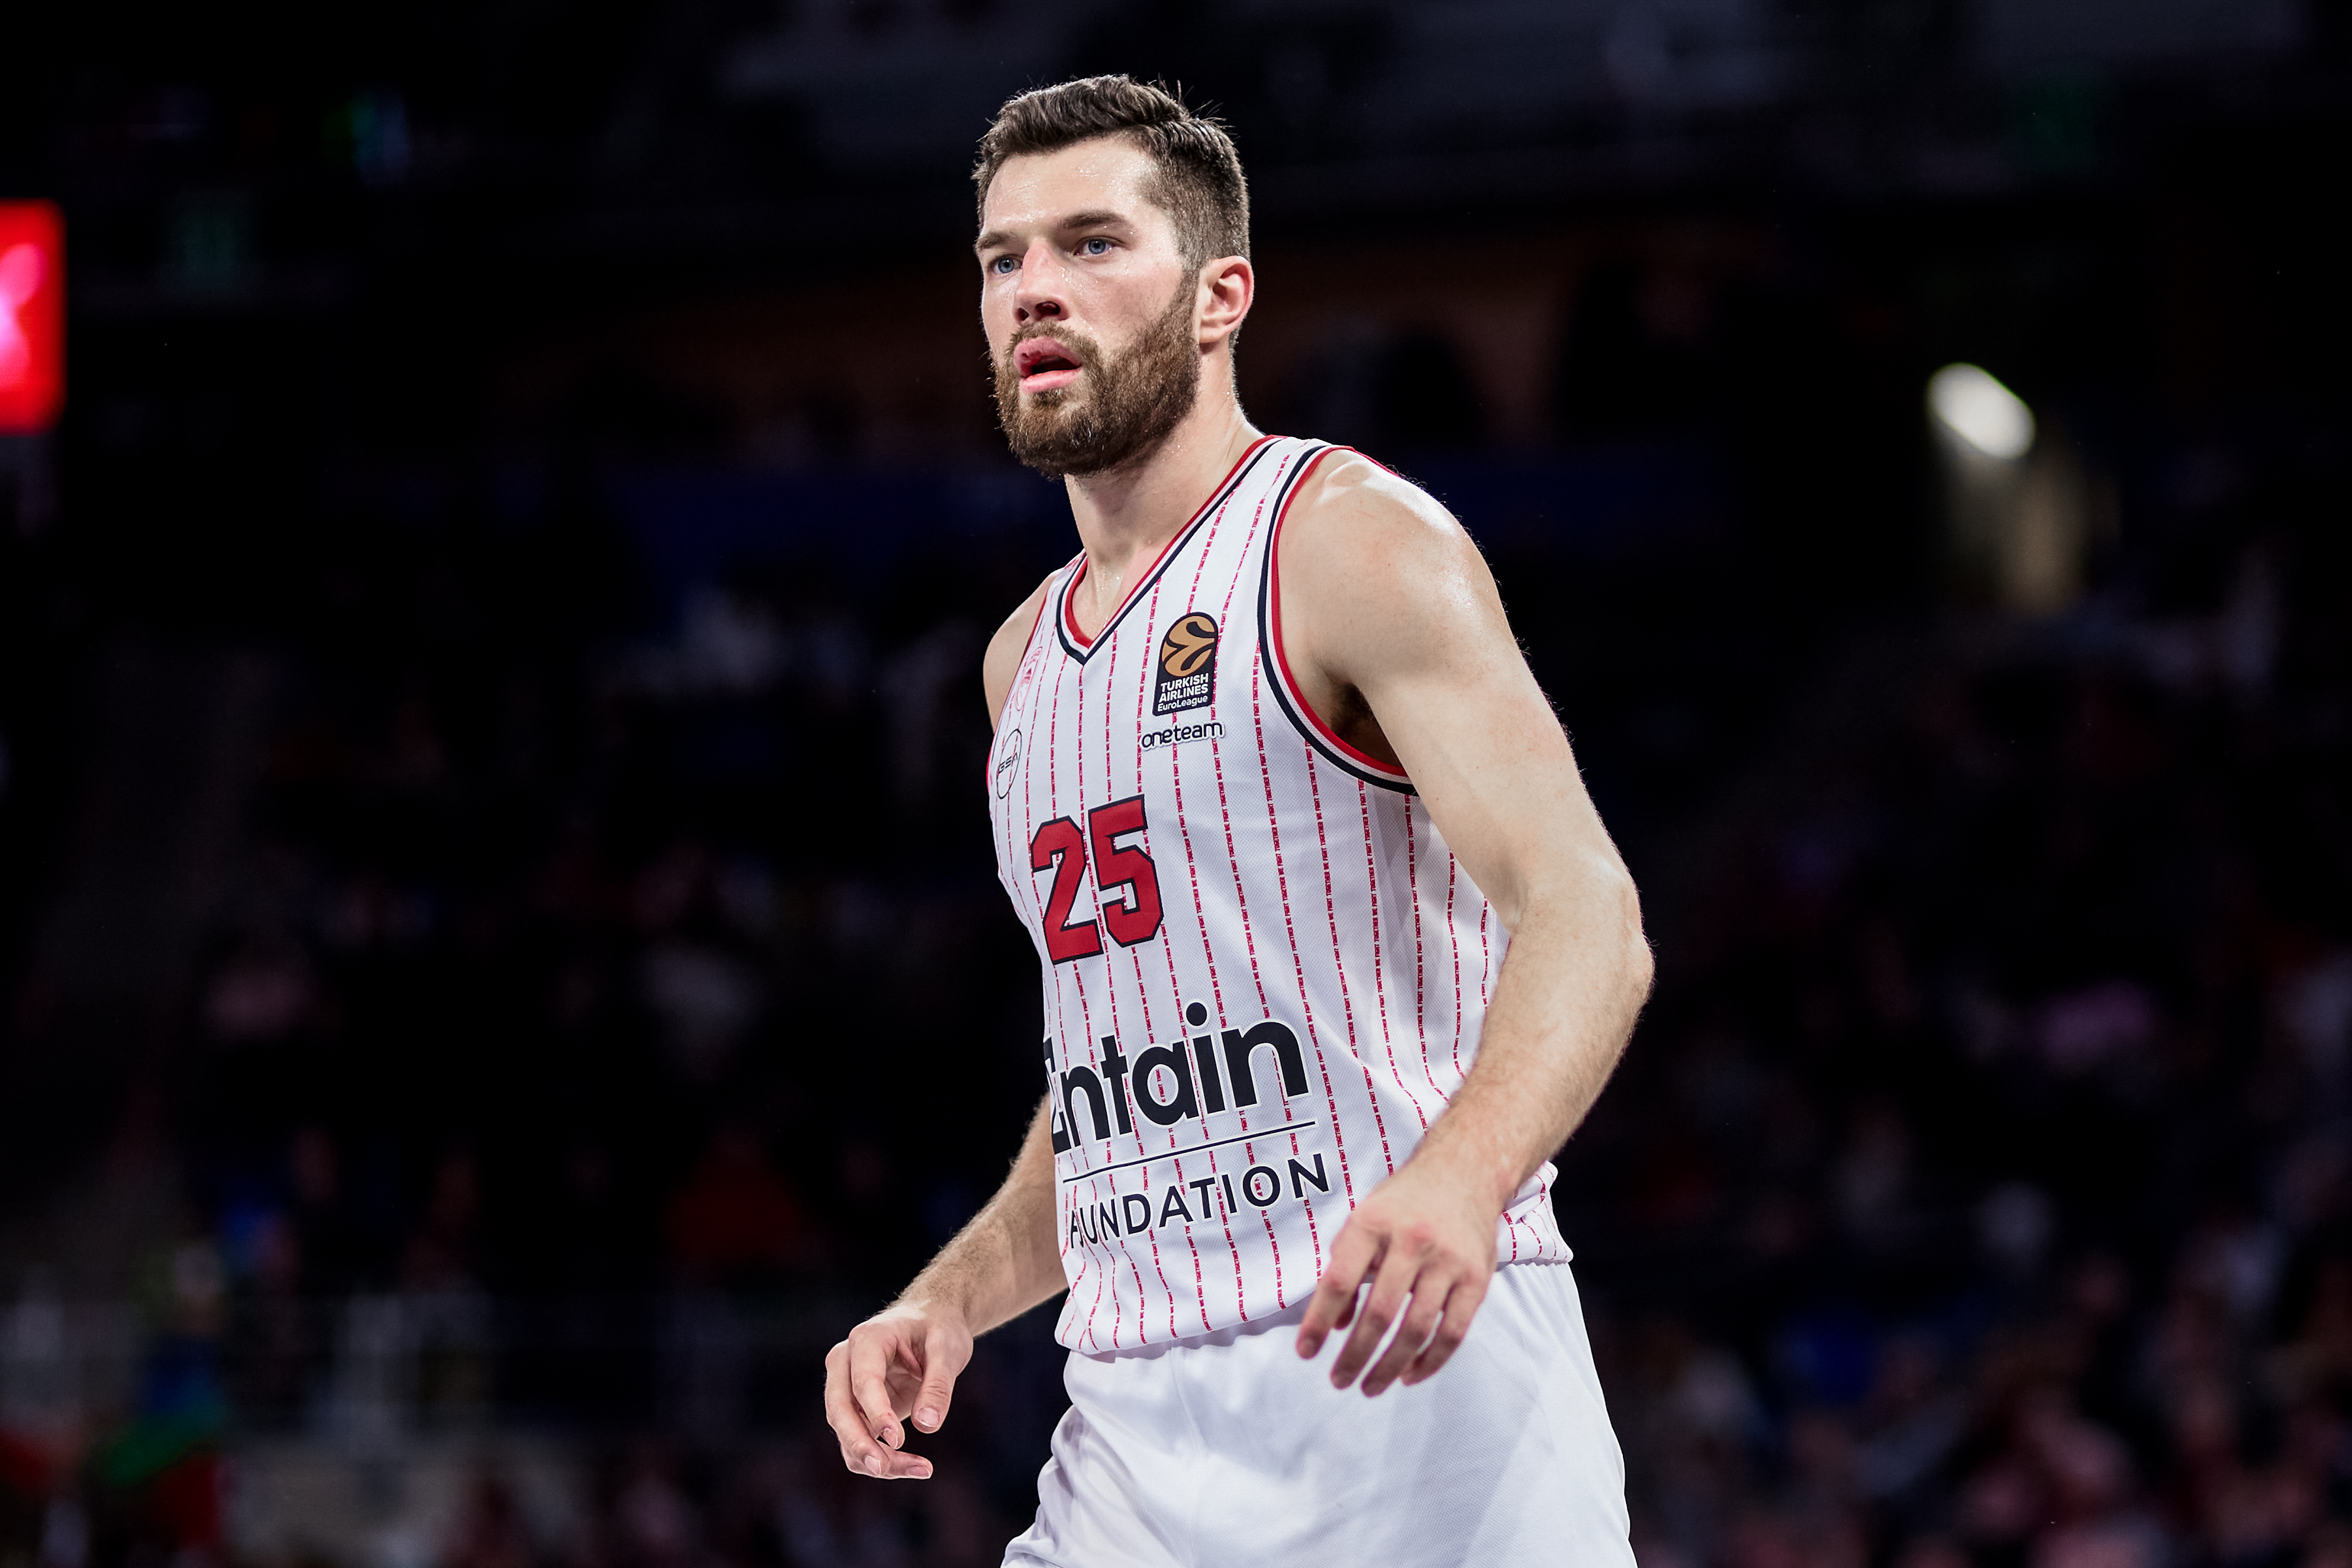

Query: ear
1196;255;1254;349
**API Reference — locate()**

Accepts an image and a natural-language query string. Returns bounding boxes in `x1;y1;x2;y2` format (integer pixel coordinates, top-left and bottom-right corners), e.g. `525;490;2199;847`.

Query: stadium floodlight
1928;363;2035;461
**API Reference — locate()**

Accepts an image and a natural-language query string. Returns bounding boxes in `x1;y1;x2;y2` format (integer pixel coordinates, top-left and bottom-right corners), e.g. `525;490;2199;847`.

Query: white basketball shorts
1003;1261;1634;1568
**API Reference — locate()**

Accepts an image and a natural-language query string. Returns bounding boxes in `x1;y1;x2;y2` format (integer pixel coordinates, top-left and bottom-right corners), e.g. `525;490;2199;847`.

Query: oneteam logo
1151;612;1217;716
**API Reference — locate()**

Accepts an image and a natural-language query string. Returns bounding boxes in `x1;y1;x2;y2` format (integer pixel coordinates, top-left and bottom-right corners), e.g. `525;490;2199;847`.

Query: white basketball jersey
986;435;1570;1353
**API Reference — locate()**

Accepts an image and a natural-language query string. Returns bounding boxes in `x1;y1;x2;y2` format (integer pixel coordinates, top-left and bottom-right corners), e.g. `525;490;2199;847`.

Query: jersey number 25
1030;795;1164;963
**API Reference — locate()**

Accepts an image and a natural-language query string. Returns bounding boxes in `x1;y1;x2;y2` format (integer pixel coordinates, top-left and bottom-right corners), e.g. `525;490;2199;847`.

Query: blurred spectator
448;1473;544;1568
666;1131;808;1285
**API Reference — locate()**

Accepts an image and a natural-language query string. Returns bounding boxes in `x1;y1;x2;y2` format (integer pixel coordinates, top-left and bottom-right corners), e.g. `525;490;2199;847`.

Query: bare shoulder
982;572;1056;730
1280;450;1501;634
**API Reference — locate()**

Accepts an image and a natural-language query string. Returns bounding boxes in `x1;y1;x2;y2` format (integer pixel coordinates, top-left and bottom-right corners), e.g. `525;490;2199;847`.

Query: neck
1063;384;1260;636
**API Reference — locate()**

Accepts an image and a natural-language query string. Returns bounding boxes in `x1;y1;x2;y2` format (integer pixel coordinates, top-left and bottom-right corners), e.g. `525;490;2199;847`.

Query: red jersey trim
1055;435;1279;660
1258;446;1416;794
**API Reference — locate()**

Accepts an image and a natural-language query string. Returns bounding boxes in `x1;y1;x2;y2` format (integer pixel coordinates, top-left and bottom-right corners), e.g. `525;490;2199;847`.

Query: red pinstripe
1031;629;1070;1189
1149;500;1257;1329
1078;1234;1106;1353
1248;448;1358;1207
1102;579;1188;1344
1071;937;1136;1351
1252;669;1358;1210
1027;631;1086;1324
1477;887;1520;1260
1447;857;1467;1080
1303;748;1396;1179
1204;472;1314;1292
1197;487;1292;1309
1478;900;1494;1009
1360;782;1426;1133
1095;645;1156;1354
1406;800;1426;1085
1066;651;1120;1352
1406;801;1445;1111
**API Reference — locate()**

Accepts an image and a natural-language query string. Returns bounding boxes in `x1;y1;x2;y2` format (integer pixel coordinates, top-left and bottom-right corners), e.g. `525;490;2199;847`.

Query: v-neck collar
1054;436;1279;662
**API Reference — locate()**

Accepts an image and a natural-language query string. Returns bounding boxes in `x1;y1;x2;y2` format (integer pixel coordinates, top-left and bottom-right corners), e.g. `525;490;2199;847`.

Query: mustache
1001;322;1103;375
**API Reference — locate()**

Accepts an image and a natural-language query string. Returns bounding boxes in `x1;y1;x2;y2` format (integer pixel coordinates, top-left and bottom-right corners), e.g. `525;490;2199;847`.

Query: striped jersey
987;435;1570;1354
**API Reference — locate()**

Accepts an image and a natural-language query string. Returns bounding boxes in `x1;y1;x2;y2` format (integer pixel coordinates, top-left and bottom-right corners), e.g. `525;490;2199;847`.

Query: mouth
1015;338;1085;393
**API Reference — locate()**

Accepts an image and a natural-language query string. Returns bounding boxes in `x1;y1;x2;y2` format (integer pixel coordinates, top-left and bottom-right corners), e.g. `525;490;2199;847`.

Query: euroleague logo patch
1152;612;1218;716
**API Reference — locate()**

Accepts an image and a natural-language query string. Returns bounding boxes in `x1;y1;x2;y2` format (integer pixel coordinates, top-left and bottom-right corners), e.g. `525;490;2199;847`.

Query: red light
0;201;63;434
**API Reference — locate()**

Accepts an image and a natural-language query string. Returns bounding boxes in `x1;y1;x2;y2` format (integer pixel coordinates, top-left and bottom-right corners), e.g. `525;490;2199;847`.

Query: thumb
911;1324;965;1433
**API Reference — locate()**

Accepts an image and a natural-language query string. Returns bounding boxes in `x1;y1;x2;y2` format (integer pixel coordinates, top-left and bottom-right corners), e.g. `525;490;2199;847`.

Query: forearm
1407;867;1652;1211
893;1096;1066;1334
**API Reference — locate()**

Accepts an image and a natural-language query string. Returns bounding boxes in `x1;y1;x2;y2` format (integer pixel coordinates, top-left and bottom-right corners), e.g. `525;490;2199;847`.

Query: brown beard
994;280;1201;479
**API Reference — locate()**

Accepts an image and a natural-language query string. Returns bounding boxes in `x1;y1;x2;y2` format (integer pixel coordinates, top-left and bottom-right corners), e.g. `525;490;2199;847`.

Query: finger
1360;1273;1451;1397
1329;1242;1420;1390
1402;1271;1488;1386
1296;1224;1383;1359
911;1322;967;1433
828;1339;938;1481
842;1430;934;1481
824;1344;895;1478
838;1423;934;1479
847;1331;908;1453
868;1443;935;1481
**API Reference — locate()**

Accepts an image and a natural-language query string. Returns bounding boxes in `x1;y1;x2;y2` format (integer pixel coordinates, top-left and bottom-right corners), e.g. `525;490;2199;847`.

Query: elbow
1609;864;1655;1008
1627;930;1657;1011
1512;848;1654;1009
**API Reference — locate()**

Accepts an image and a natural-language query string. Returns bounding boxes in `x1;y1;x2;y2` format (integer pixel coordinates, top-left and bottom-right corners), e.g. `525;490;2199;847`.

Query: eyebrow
975;209;1139;256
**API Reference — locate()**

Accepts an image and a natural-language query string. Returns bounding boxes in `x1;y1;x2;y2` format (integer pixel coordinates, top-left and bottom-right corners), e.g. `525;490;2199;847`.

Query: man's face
977;138;1202;477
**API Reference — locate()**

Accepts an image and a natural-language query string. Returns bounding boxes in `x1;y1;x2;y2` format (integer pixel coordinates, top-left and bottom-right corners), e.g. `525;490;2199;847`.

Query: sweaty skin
822;135;1653;1482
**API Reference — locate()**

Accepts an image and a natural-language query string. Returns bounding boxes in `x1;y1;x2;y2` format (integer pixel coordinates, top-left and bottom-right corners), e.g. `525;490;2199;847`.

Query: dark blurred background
3;3;2350;1566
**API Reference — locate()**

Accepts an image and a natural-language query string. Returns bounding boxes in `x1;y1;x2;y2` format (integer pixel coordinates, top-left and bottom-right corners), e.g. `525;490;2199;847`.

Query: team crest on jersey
1152;612;1218;716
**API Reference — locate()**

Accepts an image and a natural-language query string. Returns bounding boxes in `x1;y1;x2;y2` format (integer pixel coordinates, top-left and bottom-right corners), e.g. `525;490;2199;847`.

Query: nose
1014;241;1066;327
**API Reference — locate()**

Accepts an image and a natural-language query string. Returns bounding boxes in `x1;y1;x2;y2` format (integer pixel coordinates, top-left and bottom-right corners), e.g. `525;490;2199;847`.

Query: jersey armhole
987;566;1064;739
1256;446;1417;795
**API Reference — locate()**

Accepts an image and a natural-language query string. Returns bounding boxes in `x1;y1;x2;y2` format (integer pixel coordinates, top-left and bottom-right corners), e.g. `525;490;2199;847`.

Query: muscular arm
900;1096;1065;1333
824;576;1064;1481
1281;454;1653;1393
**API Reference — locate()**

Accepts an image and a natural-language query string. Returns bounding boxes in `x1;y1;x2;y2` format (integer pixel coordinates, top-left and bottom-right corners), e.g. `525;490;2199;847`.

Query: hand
823;1300;973;1479
1295;1156;1499;1395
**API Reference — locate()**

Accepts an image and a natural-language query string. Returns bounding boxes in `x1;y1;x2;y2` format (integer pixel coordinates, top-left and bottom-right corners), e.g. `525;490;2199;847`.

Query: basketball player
822;77;1652;1565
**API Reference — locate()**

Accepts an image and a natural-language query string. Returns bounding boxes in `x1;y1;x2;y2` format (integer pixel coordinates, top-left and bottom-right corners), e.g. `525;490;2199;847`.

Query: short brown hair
974;76;1250;270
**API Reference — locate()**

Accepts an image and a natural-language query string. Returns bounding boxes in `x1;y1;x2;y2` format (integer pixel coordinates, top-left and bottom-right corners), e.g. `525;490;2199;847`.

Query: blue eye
991;255;1018;275
1081;237;1112;256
